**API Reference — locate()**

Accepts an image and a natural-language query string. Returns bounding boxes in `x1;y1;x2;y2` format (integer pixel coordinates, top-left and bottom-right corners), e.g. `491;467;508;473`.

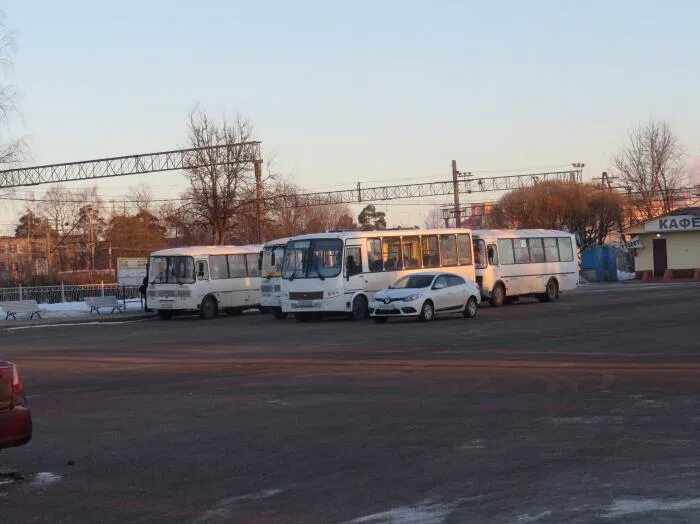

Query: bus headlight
326;290;341;298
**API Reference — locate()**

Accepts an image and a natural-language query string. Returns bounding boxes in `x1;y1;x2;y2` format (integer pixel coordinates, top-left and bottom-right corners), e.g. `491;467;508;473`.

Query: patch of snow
29;472;62;486
348;500;453;524
514;510;552;522
194;488;283;523
0;298;144;322
617;270;636;281
604;498;700;517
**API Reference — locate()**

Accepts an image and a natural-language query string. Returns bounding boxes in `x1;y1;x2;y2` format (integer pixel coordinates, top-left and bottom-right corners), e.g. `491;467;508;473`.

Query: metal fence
0;283;141;304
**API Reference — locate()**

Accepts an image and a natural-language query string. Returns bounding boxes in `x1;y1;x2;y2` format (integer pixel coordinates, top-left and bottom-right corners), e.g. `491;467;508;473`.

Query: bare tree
184;108;264;245
0;12;24;168
613;120;687;220
424;206;444;228
127;184;154;212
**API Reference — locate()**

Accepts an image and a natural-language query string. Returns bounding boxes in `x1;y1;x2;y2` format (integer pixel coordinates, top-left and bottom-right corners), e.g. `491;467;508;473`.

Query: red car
0;361;32;450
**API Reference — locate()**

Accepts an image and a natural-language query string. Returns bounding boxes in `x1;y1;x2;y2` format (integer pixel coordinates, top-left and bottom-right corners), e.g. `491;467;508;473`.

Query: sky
1;0;699;233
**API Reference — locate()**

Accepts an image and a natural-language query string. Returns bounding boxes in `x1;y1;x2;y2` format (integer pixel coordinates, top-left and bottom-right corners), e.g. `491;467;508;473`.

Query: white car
370;272;481;323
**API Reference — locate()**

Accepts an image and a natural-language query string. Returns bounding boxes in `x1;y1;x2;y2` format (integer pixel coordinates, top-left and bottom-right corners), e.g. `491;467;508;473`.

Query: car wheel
157;310;173;320
489;283;505;307
419;300;435;322
463;296;478;318
200;297;218;319
272;307;287;320
374;317;388;324
348;295;368;321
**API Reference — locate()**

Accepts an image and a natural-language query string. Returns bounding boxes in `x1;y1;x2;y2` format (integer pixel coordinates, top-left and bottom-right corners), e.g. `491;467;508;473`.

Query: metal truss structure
0;142;262;188
268;168;584;208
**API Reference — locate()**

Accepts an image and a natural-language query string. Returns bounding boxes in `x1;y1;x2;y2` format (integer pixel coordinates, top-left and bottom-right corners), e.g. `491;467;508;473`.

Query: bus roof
473;229;574;239
263;236;294;247
286;228;474;242
150;244;263;257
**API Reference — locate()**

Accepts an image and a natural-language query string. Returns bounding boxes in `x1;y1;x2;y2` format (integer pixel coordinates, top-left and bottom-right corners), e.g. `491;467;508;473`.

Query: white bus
260;237;292;320
148;244;263;320
280;229;476;320
472;229;578;306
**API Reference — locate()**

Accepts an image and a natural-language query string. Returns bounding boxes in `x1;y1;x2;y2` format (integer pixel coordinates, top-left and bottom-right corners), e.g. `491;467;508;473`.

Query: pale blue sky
2;1;699;231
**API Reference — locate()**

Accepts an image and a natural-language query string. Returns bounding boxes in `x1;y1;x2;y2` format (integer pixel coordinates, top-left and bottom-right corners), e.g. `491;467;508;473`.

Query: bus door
344;242;365;296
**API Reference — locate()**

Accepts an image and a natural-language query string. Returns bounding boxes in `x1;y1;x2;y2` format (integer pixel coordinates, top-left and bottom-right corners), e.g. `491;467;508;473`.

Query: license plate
293;300;314;309
378;304;394;310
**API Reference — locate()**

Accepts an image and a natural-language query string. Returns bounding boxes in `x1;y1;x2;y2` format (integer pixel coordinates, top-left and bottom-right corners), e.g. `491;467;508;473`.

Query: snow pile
617;270;636;281
0;298;144;321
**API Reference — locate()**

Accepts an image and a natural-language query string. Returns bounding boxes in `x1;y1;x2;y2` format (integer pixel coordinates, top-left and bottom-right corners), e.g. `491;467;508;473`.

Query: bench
84;296;124;315
0;300;46;320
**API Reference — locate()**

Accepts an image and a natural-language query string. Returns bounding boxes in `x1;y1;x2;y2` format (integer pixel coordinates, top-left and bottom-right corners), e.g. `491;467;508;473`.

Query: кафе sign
644;215;700;233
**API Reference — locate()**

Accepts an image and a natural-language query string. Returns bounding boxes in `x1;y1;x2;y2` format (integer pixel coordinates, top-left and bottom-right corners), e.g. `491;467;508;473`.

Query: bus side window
367;238;383;272
197;260;209;280
497;239;515;265
422;235;439;268
382;237;402;271
246;253;260;277
487;244;498;265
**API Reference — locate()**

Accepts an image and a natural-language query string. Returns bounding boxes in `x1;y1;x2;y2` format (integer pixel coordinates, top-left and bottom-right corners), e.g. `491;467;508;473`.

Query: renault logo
384;297;391;304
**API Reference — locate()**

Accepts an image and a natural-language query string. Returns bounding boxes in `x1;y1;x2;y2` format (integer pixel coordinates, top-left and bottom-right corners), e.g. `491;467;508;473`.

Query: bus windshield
282;239;343;279
149;256;195;284
390;274;436;289
263;245;286;278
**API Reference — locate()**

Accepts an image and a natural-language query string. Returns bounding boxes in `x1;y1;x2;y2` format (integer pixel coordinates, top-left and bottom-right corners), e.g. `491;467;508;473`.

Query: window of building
367;238;383;272
528;238;545;263
558;237;574;262
402;236;422;269
210;255;229;279
227;254;247;278
544;238;559;262
439;235;458;266
421;235;440;268
382;237;402;271
498;239;515;265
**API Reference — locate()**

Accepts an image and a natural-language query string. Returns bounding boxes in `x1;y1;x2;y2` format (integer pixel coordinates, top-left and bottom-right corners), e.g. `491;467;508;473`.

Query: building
0;237;49;285
625;207;700;279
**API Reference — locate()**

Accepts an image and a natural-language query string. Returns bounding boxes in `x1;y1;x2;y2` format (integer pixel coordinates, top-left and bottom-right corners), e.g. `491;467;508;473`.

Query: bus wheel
157;310;173;320
348;296;368;321
200;297;218;319
539;279;558;302
463;296;478;318
419;300;435;322
272;307;287;320
489;284;505;307
296;312;311;322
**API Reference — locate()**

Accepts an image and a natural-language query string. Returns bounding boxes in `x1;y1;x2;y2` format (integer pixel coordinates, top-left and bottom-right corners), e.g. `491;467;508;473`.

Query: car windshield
390;274;435;289
149;256;195;284
282;239;343;279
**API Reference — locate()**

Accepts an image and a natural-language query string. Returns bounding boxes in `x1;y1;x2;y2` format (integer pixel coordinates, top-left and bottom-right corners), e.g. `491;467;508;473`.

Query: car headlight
403;293;423;302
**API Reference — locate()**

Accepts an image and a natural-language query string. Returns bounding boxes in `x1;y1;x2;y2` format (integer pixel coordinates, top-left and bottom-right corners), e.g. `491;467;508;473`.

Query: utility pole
451;160;461;228
254;159;264;243
45;217;52;278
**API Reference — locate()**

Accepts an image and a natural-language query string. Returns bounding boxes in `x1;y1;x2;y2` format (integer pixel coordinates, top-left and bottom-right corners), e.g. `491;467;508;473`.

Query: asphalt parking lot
1;282;699;523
